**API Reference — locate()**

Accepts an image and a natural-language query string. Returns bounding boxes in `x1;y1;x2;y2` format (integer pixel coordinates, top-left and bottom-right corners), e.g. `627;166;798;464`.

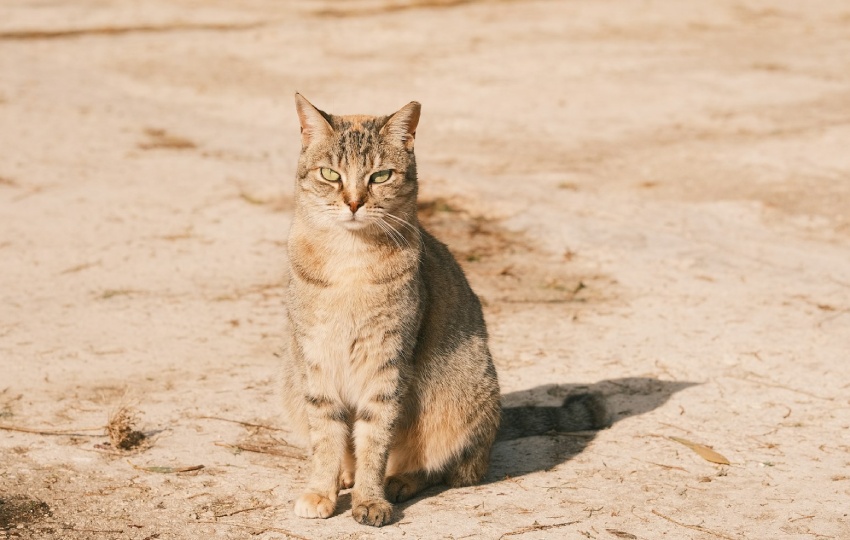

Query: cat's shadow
393;376;696;511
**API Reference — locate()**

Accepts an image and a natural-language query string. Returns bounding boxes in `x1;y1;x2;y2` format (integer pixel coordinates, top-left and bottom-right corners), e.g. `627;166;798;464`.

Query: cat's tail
496;392;609;442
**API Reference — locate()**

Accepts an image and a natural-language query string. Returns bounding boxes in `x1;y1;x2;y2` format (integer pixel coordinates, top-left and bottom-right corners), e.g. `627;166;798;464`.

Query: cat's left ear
380;101;420;151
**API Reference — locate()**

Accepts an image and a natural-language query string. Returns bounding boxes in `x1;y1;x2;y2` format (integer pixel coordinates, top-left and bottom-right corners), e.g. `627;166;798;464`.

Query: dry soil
1;1;849;539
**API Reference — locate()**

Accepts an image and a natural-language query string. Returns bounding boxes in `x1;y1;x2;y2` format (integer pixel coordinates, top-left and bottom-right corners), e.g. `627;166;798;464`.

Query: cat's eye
320;168;341;182
370;170;392;184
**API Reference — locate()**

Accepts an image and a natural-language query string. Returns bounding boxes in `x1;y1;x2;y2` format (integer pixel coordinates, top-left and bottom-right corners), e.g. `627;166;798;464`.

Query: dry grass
106;407;145;451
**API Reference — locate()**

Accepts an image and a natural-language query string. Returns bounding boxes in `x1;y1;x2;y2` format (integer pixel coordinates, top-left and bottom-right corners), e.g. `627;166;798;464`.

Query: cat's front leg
294;391;350;519
351;375;403;527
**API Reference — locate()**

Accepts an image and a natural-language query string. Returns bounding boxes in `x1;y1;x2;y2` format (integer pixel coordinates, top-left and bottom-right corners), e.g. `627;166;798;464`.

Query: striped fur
280;95;605;527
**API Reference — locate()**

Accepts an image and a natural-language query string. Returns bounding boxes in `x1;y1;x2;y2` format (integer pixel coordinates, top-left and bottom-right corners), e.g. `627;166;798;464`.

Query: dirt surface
2;1;849;538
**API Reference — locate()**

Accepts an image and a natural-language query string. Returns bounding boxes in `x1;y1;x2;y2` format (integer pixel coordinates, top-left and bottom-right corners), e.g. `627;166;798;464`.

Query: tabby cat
280;94;607;527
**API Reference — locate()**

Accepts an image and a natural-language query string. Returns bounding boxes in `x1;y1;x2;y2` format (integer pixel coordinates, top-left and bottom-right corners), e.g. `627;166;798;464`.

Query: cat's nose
349;200;362;214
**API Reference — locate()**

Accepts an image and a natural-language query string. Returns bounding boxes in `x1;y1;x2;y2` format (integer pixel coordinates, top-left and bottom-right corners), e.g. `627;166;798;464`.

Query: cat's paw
339;470;355;490
352;498;393;527
294;493;336;519
385;475;416;503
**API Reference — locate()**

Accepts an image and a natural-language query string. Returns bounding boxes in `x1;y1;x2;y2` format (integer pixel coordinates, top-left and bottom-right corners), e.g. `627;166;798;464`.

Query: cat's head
293;94;420;233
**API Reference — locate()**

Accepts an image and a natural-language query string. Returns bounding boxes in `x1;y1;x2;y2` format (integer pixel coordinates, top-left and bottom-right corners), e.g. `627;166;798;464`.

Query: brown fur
280;95;606;527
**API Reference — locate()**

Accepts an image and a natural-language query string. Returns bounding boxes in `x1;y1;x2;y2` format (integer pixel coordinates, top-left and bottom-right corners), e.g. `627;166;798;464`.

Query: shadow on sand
393;376;696;514
486;377;697;481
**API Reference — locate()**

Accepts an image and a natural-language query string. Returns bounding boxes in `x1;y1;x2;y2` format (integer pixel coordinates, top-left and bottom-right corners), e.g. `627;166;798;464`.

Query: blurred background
1;1;849;539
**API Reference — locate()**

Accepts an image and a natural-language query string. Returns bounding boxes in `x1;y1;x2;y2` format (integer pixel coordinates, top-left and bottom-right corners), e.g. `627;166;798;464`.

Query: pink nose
349;201;361;214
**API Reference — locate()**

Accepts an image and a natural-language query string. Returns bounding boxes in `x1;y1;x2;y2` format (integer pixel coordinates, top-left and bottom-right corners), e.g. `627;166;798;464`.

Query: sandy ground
2;0;850;538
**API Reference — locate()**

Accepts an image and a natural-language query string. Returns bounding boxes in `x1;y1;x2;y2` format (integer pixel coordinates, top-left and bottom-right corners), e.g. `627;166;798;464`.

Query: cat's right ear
295;93;333;148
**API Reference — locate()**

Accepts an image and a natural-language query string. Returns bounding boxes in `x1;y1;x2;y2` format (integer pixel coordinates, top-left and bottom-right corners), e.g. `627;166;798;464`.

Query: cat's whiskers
376;216;410;250
381;212;420;239
373;209;416;249
370;216;394;246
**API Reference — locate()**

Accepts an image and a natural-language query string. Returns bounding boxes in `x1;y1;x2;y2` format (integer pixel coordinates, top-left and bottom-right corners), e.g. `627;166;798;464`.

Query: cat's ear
380;101;420;151
295;93;333;148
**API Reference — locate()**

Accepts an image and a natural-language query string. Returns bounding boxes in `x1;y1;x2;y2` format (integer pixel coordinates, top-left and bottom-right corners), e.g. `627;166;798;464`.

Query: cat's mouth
340;214;371;231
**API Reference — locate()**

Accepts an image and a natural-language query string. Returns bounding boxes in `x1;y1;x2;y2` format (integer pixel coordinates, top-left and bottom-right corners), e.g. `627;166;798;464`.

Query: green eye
320;168;341;181
370;170;392;184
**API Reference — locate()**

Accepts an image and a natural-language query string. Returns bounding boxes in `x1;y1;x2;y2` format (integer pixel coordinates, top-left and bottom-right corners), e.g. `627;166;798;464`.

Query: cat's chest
291;261;412;405
289;232;416;296
289;241;416;344
320;251;376;287
287;234;419;405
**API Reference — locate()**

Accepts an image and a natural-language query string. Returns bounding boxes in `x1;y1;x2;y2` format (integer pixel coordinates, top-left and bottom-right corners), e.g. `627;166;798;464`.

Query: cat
280;94;608;527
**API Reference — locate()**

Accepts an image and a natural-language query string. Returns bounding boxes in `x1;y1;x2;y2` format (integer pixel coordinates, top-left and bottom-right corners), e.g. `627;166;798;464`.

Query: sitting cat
280;94;607;527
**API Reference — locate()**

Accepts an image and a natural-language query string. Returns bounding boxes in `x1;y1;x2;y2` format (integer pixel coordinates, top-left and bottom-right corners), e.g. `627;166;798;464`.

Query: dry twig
129;462;204;474
737;373;832;401
214;504;271;518
0;423;103;437
652;509;736;540
36;525;124;534
197;520;311;539
499;521;580;538
215;441;304;459
644;460;687;472
197;415;290;434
